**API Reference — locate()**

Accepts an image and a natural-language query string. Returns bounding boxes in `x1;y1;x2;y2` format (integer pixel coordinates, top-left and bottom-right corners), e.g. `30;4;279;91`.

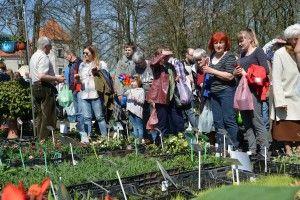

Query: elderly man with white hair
271;23;300;156
30;37;65;140
132;51;153;92
131;51;153;141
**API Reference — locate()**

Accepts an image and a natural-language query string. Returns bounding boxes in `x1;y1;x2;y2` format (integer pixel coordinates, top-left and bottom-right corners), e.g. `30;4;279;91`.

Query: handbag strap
272;94;278;127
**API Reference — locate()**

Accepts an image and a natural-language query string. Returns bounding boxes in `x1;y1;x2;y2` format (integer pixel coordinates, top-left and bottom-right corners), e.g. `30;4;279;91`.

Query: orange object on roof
39;19;70;42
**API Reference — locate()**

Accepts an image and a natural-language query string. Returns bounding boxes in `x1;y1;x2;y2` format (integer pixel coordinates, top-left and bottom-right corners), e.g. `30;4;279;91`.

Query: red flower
1;182;26;200
1;178;50;200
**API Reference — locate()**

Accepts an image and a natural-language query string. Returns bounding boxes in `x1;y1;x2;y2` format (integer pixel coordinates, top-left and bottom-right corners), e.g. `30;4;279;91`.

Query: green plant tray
67;165;233;198
253;160;300;177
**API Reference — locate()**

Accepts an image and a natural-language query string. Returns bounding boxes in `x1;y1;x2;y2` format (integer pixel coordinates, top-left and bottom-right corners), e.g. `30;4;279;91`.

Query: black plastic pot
67;165;233;199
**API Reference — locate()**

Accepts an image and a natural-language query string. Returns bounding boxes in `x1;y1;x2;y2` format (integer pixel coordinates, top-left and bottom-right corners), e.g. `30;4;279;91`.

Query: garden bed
67;165;235;198
253;160;300;177
69;165;259;199
0;153;229;189
0;133;196;167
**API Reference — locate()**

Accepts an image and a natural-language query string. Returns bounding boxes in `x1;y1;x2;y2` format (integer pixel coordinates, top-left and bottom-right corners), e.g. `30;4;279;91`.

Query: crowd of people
27;23;300;157
0;62;29;83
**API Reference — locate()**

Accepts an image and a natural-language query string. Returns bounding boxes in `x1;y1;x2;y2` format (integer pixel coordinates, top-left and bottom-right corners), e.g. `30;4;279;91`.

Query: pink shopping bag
234;75;254;110
146;108;158;130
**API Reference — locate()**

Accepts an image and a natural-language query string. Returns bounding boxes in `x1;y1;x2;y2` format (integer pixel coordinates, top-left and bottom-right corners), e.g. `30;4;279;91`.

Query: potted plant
0;80;31;139
10;35;26;51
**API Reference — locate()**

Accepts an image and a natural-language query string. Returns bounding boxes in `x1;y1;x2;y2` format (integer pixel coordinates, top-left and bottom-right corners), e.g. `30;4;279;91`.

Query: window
57;49;64;58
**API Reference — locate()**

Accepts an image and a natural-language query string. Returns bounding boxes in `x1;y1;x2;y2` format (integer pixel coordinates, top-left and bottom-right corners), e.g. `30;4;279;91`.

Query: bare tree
32;0;43;51
84;0;93;45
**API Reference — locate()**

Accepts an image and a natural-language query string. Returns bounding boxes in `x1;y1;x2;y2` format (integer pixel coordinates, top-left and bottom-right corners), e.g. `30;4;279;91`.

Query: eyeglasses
83;52;90;56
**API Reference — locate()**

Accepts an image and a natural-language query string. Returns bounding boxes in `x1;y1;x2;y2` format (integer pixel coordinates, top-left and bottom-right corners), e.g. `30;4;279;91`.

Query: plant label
161;180;169;192
17;118;23;125
229;151;252;172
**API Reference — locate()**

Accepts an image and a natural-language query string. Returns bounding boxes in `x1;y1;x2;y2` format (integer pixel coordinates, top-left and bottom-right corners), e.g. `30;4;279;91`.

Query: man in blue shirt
64;50;84;134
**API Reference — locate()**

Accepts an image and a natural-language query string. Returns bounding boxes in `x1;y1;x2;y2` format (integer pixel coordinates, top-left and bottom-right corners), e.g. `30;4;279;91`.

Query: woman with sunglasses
75;45;108;141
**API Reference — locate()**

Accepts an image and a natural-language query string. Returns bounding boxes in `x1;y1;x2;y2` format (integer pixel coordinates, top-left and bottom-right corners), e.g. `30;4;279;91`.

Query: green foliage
146;133;189;155
0;153;227;189
195;175;300;200
0;140;70;164
272;148;300;165
10;35;26;42
0;81;31;119
248;175;296;187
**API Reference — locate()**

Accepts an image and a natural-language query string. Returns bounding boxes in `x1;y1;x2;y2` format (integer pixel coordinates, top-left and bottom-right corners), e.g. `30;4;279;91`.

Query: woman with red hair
202;32;239;151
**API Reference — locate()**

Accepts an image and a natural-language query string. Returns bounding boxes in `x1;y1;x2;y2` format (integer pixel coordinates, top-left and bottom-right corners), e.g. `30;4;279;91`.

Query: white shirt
29;49;55;83
125;88;145;119
271;47;300;121
99;60;108;72
78;61;99;100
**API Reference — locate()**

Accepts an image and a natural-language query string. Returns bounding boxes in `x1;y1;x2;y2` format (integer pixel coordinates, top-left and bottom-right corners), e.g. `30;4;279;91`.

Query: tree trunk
132;0;138;44
125;0;131;43
32;0;42;52
84;0;93;45
71;6;82;53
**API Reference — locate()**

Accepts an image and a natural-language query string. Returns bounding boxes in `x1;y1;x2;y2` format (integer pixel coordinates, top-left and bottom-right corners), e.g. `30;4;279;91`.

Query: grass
194;175;300;200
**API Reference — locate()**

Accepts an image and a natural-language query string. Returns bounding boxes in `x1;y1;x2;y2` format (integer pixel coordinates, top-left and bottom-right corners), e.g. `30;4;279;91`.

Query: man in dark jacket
64;50;84;132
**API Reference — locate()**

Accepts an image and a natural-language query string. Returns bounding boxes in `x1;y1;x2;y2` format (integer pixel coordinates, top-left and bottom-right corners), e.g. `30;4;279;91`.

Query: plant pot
16;41;26;51
1;41;16;53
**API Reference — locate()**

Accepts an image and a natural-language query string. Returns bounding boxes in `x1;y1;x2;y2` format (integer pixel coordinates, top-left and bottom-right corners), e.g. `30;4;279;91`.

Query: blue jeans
81;98;107;136
262;100;270;132
128;112;144;139
183;104;198;128
67;92;84;132
210;87;239;149
67;93;79;122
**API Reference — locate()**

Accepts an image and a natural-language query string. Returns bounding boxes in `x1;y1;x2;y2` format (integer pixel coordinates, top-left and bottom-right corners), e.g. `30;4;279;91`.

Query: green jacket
94;71;114;111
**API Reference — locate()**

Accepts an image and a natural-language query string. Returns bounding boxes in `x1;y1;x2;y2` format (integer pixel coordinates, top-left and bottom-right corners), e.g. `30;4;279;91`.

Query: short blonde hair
238;28;259;47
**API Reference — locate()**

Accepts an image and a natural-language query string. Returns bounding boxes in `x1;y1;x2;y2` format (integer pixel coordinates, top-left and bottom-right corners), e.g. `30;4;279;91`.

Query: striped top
210;51;237;93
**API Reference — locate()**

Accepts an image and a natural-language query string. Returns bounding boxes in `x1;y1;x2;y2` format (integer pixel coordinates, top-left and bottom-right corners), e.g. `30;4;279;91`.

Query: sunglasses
83;52;90;56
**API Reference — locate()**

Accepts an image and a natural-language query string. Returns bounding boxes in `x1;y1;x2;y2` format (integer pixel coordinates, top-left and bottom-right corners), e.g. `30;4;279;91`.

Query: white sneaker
80;132;89;144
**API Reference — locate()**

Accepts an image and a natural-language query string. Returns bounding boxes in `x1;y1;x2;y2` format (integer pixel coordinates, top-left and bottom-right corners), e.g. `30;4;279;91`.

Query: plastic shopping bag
198;101;214;133
176;80;193;105
58;84;73;108
169;58;192;105
64;101;76;116
234;76;254;110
